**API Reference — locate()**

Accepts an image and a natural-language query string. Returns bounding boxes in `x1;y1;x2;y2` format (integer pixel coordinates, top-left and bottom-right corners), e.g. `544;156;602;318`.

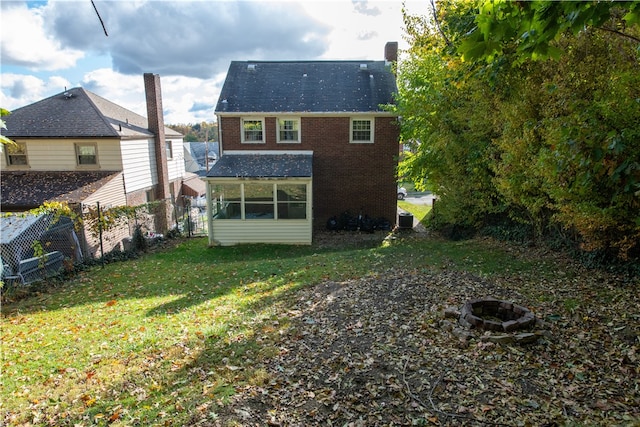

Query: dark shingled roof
0;171;121;210
206;154;312;178
2;87;181;139
215;61;397;113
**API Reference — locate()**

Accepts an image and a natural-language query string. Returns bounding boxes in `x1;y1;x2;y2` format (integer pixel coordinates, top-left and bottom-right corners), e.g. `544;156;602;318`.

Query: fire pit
459;298;535;332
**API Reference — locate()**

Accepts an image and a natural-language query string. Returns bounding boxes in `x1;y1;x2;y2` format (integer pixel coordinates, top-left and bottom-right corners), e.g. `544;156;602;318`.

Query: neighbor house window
241;119;265;143
166;140;173;159
213;182;307;220
350;118;374;143
5;141;28;166
277;118;300;143
75;143;98;165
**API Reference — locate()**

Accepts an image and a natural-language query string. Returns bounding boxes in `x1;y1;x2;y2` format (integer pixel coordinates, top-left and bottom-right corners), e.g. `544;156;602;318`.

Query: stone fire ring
459;297;535;332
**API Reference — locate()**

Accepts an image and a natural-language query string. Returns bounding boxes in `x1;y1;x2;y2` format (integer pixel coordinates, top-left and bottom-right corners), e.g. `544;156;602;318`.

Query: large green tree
396;0;640;260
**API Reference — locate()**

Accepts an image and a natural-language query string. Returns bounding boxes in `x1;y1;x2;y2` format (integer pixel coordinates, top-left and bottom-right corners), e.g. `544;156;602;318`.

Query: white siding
1;138;122;171
119;138;157;193
167;138;186;181
82;172;127;207
210;220;312;246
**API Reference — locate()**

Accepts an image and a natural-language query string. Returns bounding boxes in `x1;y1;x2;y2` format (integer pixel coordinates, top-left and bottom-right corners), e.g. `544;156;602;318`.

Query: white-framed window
166;140;173;159
75;143;98;166
211;182;307;220
350;118;374;143
277;117;301;143
4;141;29;166
241;118;265;143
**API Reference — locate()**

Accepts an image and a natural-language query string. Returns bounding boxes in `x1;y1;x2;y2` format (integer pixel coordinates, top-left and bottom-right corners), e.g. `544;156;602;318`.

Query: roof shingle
2;87;181;139
206;153;312;178
215;61;397;113
0;171;121;209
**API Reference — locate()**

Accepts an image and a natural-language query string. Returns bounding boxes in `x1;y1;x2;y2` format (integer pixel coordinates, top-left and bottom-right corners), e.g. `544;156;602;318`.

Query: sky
1;0;427;125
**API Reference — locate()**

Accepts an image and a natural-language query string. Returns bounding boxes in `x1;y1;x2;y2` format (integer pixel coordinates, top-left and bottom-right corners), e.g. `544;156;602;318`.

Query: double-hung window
242;118;265;143
5;141;28;166
166;140;173;159
277;118;300;143
75;143;98;166
350;118;374;143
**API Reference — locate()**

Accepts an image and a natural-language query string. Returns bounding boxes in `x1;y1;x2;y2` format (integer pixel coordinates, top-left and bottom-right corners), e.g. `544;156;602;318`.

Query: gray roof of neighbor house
0;170;122;210
2;87;181;139
215;61;397;113
207;153;312;178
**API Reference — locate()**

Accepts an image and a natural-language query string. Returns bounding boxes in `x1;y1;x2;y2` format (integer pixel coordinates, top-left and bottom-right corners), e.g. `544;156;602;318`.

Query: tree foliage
1;108;17;147
167;121;218;142
459;0;640;62
396;0;640;260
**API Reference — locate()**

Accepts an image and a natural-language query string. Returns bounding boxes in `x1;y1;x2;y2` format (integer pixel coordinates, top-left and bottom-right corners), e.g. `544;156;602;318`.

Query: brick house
1;74;188;256
205;42;400;245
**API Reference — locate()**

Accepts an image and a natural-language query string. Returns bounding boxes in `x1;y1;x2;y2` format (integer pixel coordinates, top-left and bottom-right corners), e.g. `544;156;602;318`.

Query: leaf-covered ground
208;239;639;426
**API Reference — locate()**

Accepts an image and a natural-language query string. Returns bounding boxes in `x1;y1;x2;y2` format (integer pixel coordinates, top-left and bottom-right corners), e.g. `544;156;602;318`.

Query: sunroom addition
204;152;313;246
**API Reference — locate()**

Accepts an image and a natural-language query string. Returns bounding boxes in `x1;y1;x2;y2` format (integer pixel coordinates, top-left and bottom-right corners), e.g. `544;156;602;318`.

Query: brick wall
220;115;399;228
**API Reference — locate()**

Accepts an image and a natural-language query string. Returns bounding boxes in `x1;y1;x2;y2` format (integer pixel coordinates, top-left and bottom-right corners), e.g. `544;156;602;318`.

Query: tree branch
593;26;640;44
430;0;452;46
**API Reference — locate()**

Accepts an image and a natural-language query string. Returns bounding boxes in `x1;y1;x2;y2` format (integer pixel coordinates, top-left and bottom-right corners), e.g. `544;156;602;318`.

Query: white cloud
0;74;72;111
44;1;332;78
0;2;84;70
80;68;223;124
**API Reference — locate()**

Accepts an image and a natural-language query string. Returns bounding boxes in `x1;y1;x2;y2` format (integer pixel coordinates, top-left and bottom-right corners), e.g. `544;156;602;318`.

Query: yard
1;223;639;426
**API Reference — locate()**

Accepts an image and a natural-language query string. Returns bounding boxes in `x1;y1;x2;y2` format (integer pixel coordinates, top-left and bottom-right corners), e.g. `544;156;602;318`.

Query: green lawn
398;200;431;226
1;233;634;425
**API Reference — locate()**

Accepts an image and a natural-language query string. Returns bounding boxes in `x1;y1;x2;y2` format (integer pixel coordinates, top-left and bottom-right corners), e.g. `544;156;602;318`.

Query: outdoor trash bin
398;212;413;229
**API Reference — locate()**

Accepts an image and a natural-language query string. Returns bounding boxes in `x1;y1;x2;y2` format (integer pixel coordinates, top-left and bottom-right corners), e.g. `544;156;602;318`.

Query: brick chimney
385;41;398;64
144;73;171;233
143;73;170;201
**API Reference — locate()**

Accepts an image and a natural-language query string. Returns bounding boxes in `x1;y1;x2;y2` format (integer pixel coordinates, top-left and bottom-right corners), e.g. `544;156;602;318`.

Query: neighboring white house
1;74;187;256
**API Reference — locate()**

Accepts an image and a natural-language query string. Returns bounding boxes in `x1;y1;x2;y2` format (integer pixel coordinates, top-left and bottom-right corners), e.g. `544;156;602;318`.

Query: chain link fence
1;196;209;288
1;214;81;286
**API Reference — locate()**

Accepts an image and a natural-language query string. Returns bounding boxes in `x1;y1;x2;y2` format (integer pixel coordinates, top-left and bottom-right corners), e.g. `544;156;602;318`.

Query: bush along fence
0;196;207;289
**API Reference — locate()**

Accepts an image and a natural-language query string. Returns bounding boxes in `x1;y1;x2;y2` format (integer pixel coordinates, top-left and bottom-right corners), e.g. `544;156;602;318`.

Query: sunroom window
277;184;307;219
244;183;274;218
211;184;242;219
212;182;307;220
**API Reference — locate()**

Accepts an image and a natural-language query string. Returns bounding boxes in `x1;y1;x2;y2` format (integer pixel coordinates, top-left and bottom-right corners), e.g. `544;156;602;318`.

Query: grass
1;233;560;426
398;200;431;227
